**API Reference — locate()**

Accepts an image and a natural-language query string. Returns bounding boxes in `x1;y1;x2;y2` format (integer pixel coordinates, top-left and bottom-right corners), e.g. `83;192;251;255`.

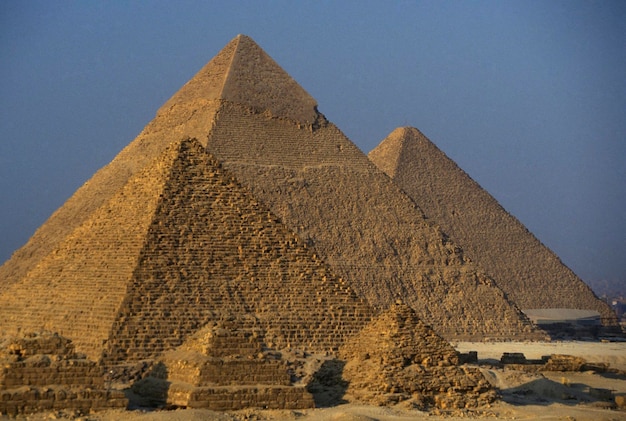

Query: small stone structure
0;331;127;416
134;317;314;410
339;303;495;410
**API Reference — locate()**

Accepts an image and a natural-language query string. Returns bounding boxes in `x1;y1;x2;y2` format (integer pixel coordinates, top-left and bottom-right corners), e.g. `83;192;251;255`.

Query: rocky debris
498;352;616;374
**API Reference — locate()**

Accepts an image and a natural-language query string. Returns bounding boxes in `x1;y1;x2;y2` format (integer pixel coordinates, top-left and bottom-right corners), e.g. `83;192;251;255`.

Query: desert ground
3;340;625;421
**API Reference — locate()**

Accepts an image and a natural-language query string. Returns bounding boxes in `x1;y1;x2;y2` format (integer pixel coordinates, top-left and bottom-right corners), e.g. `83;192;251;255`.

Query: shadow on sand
306;359;349;407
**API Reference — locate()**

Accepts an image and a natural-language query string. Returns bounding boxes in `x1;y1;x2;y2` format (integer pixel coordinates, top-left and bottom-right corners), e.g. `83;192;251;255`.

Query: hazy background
1;1;624;289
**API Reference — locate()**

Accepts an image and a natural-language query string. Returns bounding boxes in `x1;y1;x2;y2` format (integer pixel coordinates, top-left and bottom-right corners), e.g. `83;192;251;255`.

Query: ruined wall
135;319;314;410
0;332;127;417
339;304;495;410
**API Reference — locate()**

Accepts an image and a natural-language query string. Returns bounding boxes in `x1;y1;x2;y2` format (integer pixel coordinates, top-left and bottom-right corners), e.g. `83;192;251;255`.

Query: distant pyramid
369;127;614;323
0;35;541;345
0;138;373;362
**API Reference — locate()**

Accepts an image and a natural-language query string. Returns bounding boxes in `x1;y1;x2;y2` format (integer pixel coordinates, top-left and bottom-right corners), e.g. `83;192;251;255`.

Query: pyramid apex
159;34;319;125
390;126;425;139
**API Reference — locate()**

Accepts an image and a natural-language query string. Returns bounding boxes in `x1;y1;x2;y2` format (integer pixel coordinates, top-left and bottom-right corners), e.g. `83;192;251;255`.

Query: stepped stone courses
0;32;590;415
0;138;373;364
0;332;127;417
368;127;614;323
135;318;314;410
339;303;495;410
201;39;539;341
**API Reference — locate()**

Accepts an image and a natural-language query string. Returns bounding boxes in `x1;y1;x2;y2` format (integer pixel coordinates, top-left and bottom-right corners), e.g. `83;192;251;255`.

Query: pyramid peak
368;127;433;178
158;34;319;125
390;126;426;141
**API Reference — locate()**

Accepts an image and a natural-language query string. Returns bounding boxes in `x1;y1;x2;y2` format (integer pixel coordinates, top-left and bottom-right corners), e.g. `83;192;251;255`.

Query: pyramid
138;317;315;410
0;35;540;342
368;127;614;323
338;303;495;410
0;138;373;363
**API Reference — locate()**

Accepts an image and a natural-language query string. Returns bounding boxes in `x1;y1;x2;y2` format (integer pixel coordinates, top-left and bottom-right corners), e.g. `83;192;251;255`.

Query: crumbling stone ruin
133;317;314;410
339;303;496;411
0;332;127;416
369;127;615;324
499;352;613;374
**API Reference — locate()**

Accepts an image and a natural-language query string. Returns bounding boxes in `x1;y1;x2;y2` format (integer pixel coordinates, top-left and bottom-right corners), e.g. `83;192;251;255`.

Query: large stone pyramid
368;127;614;323
0;35;540;345
0;138;373;363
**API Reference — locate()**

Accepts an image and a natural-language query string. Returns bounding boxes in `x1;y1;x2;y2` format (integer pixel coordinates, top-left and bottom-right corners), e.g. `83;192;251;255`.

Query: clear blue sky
1;1;625;285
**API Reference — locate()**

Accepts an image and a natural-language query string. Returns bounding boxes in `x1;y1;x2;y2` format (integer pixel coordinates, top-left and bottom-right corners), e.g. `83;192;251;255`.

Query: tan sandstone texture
0;34;557;415
0;139;373;365
368;127;614;324
339;303;495;411
132;316;314;411
0;332;127;416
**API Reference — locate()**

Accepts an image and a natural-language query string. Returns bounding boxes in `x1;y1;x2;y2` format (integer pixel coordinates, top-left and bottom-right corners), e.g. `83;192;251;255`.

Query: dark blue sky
1;1;625;284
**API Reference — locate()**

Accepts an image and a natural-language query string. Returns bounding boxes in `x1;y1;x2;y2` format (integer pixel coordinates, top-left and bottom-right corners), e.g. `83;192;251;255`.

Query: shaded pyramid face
368;127;614;322
0;35;540;342
0;138;373;363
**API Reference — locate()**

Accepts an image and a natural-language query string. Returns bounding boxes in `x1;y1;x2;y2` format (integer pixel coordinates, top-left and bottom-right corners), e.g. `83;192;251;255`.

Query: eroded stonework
0;332;127;416
369;127;614;324
134;317;314;410
339;303;496;410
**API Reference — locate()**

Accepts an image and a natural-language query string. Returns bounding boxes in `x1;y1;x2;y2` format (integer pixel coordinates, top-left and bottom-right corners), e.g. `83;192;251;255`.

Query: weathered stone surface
134;318;314;410
0;332;127;416
204;100;540;341
0;139;373;364
368;126;614;324
339;303;496;410
0;35;540;351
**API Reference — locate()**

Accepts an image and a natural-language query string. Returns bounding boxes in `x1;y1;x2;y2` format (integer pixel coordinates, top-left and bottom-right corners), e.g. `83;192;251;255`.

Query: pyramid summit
159;34;319;124
0;35;320;291
0;34;542;369
369;126;614;324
